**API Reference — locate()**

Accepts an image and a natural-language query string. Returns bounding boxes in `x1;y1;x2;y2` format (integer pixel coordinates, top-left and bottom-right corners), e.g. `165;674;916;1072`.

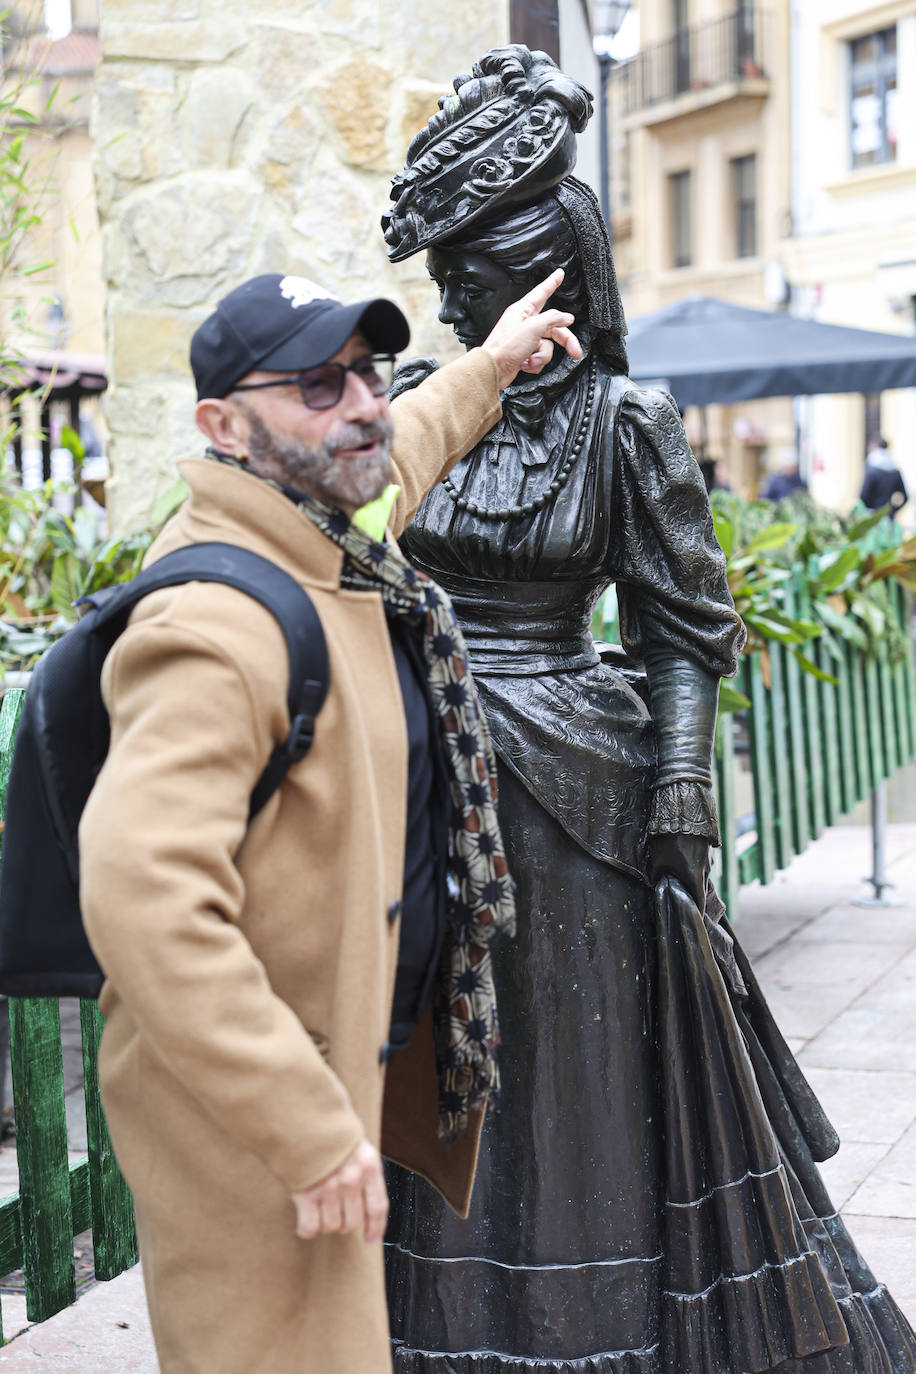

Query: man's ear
195;397;249;454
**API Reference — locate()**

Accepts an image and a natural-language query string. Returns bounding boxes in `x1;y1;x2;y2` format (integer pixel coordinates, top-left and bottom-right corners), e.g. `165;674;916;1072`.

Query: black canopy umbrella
625;296;916;408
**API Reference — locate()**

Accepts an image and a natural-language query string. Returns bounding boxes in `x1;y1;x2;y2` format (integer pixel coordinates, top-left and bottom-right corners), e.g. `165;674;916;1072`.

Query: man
861;435;908;518
79;270;579;1373
760;448;807;502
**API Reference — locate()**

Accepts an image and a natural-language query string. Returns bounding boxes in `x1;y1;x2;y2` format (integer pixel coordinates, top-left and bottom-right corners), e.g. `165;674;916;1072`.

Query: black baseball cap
190;273;411;400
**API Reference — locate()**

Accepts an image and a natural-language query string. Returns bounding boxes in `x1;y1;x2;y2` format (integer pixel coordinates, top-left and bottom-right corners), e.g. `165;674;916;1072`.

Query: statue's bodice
403;362;625;678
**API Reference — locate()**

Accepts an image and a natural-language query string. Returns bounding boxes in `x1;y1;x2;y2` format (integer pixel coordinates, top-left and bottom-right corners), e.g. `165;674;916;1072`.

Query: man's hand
482;268;583;389
291;1138;388;1244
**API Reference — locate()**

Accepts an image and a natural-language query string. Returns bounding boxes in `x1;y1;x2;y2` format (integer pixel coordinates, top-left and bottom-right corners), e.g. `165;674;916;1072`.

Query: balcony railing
613;7;769;119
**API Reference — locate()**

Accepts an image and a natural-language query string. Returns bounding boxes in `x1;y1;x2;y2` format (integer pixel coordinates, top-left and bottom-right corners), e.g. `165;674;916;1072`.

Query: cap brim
255;298;410;372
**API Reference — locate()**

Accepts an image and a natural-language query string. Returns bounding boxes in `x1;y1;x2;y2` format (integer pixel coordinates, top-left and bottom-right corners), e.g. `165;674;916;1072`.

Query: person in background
761;447;807;501
861;436;908;518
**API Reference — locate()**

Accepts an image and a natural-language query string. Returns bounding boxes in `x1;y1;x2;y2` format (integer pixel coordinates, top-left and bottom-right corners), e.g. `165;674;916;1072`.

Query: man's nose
341;369;387;422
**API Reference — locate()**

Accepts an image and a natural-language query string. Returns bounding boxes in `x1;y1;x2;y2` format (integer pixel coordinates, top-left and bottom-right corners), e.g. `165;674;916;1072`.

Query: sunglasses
233;354;395;411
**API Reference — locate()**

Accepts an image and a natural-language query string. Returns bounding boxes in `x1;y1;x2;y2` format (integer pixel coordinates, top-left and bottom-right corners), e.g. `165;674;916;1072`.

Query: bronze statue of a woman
381;45;916;1374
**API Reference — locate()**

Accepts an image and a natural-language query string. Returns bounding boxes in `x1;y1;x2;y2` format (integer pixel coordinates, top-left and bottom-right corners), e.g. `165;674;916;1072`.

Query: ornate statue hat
382;45;592;262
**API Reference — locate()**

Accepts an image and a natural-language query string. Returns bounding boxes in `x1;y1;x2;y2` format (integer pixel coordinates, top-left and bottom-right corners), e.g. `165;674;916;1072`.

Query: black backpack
0;541;330;999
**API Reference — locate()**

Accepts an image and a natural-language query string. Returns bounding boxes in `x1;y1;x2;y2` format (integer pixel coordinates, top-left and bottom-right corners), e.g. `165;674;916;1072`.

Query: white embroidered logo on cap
279;276;340;309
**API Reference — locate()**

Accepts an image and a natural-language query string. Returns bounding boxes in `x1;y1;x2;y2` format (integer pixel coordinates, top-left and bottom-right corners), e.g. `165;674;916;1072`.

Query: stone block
316;57;393;169
185;68;253;169
252;24;324;103
398;81;448;163
119;174;262;307
255;105;320;208
102;0;200;17
92;80;142;185
393;0;507;78
315;0;380;48
111;308;199;383
291;157;377;280
101;19;246;63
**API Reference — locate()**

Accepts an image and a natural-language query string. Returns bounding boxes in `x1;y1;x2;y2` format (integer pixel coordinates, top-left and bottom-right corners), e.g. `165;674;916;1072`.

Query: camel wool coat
79;348;502;1374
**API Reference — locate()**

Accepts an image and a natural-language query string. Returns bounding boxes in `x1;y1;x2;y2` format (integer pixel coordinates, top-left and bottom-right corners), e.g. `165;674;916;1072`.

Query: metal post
598;52;613;242
853;781;903;906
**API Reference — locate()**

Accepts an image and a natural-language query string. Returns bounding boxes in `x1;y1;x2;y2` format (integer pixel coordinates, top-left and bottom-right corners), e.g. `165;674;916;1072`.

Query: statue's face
427;246;528;351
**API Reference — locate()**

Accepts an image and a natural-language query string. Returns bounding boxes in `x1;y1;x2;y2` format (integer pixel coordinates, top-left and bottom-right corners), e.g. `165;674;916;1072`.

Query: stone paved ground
0;820;912;1367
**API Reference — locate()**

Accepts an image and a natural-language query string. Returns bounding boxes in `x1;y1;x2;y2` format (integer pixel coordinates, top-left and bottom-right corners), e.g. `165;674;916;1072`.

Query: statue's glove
643;647;721;915
649;832;710;915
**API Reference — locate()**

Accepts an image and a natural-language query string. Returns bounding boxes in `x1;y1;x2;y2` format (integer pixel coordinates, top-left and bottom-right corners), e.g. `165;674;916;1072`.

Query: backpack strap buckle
284;712;316;762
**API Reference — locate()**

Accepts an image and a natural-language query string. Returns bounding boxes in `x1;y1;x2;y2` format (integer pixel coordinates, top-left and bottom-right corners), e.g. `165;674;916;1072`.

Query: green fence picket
799;566;826;838
8;998;76;1322
849;650;871;803
714;712;740;919
79;1001;137;1279
766;642;794;870
782;579;810;854
864;657;886;790
746;654;777;884
832;630;857;815
816;638;842;827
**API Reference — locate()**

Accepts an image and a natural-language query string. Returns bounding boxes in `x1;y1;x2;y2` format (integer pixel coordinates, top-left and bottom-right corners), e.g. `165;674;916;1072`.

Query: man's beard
244;411;394;511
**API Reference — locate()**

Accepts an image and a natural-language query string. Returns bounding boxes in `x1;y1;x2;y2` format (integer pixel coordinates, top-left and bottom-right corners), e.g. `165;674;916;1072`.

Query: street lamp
593;0;632;242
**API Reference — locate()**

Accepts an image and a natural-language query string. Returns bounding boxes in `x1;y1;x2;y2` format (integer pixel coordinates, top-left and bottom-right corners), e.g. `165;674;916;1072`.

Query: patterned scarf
207;453;515;1140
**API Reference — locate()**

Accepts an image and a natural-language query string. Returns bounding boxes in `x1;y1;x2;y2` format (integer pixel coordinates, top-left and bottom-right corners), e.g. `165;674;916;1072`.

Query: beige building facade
782;0;916;519
612;0;796;495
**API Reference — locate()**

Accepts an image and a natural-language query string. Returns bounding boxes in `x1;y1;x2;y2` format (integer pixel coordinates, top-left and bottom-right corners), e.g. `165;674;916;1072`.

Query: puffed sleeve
608;385;746;678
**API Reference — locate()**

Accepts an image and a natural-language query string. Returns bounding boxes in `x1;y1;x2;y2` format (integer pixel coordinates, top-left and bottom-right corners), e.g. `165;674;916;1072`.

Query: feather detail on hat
382;45;593;262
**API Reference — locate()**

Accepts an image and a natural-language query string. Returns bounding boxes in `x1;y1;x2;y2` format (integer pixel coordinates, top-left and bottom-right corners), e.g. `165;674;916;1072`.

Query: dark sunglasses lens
298;366;344;410
362;356;394;394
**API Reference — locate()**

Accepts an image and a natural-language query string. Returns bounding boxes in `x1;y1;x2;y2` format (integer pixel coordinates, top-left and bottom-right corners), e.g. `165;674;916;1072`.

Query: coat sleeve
388;348;502;536
79;588;366;1194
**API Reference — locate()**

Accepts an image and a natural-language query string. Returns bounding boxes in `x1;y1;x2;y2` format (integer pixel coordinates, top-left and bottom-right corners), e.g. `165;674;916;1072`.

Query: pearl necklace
441;357;597;523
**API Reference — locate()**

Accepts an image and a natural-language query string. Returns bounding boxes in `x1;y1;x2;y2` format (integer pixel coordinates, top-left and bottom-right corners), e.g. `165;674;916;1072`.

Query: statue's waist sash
431;571;603;677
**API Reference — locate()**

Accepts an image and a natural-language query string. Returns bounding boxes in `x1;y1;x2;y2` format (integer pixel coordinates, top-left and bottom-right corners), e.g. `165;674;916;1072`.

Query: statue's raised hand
481;268;583;388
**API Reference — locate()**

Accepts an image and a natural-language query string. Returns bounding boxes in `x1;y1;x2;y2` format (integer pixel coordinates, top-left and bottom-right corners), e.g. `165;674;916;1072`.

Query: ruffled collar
498;325;594;435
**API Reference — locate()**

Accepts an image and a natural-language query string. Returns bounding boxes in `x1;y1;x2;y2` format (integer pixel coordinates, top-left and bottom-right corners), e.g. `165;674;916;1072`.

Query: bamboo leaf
845;507;890;542
811;546;860;593
712;510;734;558
743;522;797;555
718;682;751;713
788;649;838;685
814;598;869;649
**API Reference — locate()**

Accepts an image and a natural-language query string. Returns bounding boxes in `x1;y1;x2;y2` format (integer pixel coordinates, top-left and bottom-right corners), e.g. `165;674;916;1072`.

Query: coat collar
173;457;346;591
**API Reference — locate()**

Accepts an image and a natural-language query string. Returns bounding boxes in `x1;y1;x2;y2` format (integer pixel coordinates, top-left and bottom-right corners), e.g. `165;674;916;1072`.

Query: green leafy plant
0;474;188;672
709;493;916;712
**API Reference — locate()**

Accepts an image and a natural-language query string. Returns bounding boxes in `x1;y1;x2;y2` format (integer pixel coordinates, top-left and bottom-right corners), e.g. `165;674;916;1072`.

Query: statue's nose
438;289;465;325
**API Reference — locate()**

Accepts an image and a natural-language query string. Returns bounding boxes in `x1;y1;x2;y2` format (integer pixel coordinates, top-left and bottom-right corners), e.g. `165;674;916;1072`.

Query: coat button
379;1041;392;1065
387;900;402;925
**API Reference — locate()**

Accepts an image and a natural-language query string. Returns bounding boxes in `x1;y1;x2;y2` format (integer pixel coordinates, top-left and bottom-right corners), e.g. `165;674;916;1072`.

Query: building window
672;0;690;93
669;170;692;268
849;27;897;169
732;154;757;258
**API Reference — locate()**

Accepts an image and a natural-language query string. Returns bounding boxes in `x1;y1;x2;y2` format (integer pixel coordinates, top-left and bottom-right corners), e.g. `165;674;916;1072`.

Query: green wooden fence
714;576;916;918
0;689;137;1343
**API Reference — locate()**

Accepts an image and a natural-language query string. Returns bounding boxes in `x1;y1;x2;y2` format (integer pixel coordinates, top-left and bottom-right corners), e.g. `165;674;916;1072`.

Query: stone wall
94;0;508;529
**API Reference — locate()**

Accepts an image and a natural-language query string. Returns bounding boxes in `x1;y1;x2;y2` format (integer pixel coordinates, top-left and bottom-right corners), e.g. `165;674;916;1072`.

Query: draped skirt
384;766;916;1374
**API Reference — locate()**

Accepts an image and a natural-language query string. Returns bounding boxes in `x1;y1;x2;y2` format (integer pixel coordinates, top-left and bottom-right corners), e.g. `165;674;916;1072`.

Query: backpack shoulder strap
83;541;330;817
